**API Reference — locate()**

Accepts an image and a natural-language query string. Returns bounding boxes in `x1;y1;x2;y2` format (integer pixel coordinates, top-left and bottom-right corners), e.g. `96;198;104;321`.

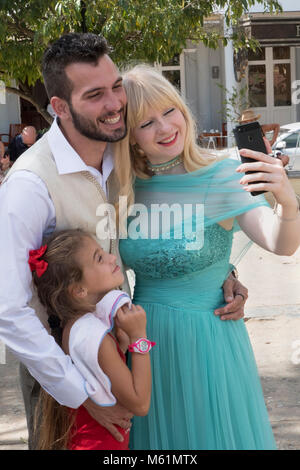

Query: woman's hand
237;148;298;211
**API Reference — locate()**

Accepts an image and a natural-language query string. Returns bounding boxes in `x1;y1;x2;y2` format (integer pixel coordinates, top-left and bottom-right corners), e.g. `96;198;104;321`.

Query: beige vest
5;134;130;331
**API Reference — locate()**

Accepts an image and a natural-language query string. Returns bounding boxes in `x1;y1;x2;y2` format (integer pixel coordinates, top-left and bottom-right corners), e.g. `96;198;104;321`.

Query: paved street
0;244;299;450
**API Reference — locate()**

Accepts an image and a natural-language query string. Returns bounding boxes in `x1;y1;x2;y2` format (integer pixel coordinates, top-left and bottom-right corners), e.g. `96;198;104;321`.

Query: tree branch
5;86;53;125
7;13;35;39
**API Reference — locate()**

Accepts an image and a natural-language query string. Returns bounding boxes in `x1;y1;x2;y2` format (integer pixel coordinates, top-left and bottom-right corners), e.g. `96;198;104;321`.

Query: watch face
139;340;149;352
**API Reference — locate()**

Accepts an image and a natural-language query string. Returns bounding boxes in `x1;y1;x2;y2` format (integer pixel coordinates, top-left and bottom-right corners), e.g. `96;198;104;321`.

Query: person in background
0;141;10;184
238;109;280;146
7;126;38;162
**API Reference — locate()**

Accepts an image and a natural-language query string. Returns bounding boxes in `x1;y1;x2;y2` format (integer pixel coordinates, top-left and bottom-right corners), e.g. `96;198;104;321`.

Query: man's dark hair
42;32;109;102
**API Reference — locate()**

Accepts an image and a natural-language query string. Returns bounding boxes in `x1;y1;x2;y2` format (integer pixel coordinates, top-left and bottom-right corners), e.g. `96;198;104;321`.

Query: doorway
247;46;296;126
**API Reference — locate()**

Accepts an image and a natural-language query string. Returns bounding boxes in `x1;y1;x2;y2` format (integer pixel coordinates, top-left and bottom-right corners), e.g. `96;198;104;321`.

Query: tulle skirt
129;301;276;450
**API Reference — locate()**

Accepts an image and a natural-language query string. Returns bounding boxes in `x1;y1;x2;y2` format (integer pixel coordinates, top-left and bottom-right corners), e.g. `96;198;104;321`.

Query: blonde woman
114;65;300;450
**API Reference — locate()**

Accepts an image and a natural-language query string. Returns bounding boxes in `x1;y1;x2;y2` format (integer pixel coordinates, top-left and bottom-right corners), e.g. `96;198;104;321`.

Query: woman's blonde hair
114;65;222;226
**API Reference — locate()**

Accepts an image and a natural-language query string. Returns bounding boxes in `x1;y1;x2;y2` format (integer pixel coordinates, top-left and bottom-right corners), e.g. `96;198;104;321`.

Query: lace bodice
120;223;233;280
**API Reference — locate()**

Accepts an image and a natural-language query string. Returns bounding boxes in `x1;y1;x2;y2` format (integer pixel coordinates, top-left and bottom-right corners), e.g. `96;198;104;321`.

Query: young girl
29;229;154;450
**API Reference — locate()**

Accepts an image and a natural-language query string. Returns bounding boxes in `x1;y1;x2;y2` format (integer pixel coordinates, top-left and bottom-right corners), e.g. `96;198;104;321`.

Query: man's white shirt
0;119;114;407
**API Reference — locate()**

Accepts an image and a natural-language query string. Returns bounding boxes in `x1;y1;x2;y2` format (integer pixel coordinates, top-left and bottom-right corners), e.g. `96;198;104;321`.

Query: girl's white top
68;290;131;406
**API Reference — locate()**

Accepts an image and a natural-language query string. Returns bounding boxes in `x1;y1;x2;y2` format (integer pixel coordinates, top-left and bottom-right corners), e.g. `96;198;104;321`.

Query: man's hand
83;398;133;442
215;273;248;321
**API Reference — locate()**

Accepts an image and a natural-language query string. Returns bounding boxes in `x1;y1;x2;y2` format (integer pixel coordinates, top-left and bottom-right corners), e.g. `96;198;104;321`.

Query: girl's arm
98;304;151;416
236;148;300;255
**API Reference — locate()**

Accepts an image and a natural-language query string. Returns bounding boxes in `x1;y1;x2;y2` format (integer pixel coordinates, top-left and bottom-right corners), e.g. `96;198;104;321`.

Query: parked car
272;122;300;170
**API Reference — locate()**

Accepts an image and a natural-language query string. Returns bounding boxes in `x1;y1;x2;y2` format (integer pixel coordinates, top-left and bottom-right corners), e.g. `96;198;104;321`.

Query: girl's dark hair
33;228;95;330
33;228;95;450
42;32;109;102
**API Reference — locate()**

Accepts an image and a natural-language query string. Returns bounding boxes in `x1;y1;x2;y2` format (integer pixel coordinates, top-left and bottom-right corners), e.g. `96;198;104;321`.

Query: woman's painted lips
158;132;178;146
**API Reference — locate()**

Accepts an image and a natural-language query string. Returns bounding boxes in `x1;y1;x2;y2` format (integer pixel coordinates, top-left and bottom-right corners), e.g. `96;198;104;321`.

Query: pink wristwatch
128;338;156;354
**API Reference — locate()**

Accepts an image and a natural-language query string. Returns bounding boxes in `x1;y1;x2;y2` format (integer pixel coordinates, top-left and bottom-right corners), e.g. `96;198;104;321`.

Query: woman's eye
164;108;175;116
140;121;152;129
98;255;102;262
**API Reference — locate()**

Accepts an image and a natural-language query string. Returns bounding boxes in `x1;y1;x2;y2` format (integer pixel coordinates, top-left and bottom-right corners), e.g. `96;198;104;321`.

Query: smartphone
233;121;268;196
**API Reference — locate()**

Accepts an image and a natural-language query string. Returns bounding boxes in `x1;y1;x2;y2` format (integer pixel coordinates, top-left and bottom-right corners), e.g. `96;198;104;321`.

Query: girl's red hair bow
28;244;48;277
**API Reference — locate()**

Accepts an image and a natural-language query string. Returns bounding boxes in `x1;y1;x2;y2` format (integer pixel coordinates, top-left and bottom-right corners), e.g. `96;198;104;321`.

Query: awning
242;14;300;47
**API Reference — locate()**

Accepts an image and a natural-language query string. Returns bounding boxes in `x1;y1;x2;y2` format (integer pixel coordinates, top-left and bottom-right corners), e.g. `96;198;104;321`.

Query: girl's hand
236;148;297;208
115;325;130;353
115;304;147;342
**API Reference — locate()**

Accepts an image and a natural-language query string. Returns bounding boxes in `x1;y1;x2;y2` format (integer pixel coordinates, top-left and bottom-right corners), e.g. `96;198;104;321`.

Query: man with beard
0;33;248;449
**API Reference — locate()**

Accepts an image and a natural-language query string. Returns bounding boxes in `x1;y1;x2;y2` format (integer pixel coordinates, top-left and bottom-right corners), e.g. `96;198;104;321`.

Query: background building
1;1;300;140
158;1;300;137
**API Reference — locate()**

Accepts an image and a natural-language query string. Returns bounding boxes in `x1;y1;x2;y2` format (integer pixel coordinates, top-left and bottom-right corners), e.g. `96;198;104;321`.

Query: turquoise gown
119;158;277;450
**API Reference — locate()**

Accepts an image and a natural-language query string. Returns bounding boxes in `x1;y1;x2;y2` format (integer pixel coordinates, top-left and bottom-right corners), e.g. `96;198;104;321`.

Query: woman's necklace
146;155;183;174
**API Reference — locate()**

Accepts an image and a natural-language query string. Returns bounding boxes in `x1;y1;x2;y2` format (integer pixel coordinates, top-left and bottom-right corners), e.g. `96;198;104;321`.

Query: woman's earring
133;143;145;157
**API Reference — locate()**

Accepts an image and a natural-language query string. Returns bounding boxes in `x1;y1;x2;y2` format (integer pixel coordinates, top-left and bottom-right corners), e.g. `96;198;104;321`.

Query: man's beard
68;102;127;142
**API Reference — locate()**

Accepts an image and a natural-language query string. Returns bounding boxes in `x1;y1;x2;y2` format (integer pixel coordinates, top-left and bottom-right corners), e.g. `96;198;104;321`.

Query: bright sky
248;0;298;13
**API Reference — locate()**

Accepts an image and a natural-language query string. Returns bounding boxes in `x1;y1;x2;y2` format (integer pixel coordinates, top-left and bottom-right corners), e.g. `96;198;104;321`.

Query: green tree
0;0;282;123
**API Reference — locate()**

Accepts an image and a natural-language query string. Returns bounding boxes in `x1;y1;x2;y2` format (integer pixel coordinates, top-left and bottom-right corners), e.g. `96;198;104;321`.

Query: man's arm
0;172;88;407
261;123;280;146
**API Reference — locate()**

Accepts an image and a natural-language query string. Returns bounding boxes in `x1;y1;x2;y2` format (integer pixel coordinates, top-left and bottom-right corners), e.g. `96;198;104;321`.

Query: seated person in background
0;141;10;184
7;126;37;162
238;109;280;146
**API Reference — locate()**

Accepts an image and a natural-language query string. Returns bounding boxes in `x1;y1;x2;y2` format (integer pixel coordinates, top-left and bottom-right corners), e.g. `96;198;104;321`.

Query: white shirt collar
47;118;114;183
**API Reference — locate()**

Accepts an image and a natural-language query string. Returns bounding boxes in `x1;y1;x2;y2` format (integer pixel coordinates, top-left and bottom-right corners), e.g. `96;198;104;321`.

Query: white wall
184;43;223;132
0;82;21;135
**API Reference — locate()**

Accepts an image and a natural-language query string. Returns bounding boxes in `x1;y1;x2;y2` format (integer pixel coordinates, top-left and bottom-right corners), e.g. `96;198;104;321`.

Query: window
273;63;291;106
273;47;290;60
248;48;265;61
247;46;292;110
282;132;299;149
156;53;184;95
162;70;181;90
248;65;266;107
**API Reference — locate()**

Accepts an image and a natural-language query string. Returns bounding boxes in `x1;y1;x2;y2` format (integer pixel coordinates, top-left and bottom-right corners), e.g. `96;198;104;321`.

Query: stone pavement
0;245;299;450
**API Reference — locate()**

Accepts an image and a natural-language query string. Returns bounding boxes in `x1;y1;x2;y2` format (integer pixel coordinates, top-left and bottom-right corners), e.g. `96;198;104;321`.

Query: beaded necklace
146;155;182;174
